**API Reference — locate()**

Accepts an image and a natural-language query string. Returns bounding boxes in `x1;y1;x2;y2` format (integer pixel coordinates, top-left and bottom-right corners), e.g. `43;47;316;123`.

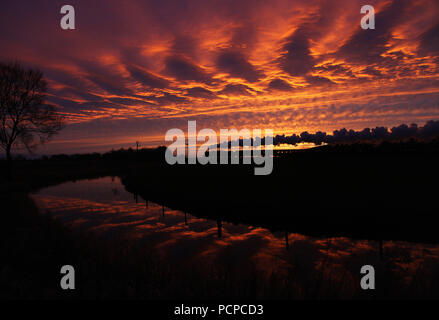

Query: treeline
296;137;439;154
44;146;167;162
43;138;439;162
8;119;439;161
275;120;439;145
217;120;439;149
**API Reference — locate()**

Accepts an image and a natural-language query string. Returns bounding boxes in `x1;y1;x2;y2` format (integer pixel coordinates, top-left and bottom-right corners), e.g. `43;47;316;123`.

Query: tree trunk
6;145;12;179
6;145;12;162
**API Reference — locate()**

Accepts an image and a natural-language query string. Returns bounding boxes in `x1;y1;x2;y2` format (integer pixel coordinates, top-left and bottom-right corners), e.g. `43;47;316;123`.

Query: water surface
31;176;439;293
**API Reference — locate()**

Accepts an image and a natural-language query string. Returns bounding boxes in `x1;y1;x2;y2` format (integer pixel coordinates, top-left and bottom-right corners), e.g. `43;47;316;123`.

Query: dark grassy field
1;140;439;299
122;141;439;243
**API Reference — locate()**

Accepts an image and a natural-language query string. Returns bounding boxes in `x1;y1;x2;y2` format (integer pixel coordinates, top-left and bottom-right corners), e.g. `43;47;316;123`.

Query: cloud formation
0;0;438;153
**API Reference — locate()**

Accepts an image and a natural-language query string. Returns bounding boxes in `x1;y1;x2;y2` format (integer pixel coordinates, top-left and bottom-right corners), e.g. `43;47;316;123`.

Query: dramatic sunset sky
1;0;438;154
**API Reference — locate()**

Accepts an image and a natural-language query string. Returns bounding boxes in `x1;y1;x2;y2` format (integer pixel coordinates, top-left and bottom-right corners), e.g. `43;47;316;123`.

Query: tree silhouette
0;62;65;163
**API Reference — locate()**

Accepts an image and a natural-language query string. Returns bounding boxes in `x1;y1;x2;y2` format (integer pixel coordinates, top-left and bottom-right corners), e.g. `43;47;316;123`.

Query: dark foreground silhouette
1;139;439;299
121;140;439;243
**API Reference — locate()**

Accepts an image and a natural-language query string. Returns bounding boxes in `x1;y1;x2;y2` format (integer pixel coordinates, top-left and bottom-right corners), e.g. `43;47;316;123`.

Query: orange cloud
1;0;438;153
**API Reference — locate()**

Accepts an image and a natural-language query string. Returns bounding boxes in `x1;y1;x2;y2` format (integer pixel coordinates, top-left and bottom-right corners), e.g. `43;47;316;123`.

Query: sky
1;0;439;154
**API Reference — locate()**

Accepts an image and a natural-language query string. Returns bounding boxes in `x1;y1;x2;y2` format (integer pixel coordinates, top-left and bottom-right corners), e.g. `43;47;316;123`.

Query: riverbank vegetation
1;140;439;299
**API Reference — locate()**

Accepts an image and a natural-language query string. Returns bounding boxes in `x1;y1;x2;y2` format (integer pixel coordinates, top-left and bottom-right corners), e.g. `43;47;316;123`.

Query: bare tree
0;61;65;163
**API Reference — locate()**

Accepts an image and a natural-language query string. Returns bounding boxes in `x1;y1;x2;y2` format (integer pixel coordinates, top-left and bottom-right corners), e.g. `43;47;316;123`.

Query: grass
1;153;439;299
